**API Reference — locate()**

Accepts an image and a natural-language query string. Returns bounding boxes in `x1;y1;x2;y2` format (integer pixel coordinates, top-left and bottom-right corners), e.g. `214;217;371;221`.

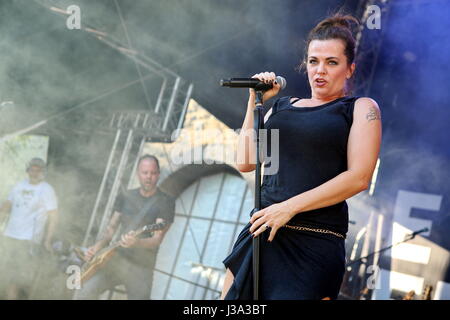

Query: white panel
215;174;248;222
166;278;191;300
389;271;424;294
175;180;198;215
151;271;170;300
391;223;431;264
434;281;450;300
195;269;208;288
191;284;207;300
372;269;424;300
173;218;209;279
156;216;187;270
391;243;431;264
190;174;223;218
203;221;235;269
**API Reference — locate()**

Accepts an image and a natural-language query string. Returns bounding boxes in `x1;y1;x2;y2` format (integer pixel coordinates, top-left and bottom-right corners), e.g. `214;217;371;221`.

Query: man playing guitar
76;154;175;300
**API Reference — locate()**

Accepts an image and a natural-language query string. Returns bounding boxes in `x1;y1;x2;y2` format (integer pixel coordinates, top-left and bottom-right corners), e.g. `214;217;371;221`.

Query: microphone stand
252;90;264;300
345;229;427;299
345;230;426;268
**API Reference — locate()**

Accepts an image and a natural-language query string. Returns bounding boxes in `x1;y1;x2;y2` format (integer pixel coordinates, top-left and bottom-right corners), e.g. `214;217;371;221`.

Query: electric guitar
76;222;166;284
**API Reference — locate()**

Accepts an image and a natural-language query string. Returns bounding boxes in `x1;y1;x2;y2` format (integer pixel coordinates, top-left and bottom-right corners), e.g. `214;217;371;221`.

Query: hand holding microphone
249;72;284;103
220;72;286;104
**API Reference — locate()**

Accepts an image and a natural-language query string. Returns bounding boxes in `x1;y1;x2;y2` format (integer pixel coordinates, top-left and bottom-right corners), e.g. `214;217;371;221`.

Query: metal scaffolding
30;1;195;248
353;0;392;97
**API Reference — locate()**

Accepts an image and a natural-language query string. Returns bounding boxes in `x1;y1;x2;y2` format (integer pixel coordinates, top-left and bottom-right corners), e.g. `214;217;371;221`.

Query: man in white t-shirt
0;158;58;299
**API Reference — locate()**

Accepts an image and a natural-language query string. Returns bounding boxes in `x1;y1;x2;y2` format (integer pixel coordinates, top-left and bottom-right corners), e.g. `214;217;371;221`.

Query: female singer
221;13;382;300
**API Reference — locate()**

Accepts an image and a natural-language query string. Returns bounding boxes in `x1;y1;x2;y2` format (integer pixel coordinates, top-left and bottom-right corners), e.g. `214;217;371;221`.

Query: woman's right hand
249;71;282;104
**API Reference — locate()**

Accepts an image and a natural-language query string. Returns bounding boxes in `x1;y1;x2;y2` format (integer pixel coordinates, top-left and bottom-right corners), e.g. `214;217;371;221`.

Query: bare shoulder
354;97;381;122
355;97;379;107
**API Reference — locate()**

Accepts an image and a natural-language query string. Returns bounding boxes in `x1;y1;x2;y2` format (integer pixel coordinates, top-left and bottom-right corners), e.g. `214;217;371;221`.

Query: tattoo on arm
366;107;381;122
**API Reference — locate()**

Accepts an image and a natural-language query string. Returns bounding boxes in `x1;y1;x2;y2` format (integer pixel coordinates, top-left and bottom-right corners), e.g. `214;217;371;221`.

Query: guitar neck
110;222;166;248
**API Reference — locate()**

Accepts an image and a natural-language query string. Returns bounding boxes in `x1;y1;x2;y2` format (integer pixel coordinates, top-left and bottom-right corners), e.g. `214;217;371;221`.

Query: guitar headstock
402;290;416;300
422;285;433;300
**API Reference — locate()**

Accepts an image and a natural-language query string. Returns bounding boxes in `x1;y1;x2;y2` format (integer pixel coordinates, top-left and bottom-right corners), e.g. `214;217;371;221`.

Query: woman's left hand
249;202;295;242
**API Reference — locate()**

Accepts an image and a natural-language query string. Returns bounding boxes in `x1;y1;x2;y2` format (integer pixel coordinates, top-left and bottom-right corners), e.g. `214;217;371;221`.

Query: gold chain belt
283;224;346;239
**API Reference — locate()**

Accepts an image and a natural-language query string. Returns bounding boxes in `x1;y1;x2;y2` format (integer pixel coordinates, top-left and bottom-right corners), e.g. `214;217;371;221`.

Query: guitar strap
126;190;161;233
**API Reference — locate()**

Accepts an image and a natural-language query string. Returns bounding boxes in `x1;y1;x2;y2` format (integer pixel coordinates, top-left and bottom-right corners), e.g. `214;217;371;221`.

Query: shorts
0;236;39;288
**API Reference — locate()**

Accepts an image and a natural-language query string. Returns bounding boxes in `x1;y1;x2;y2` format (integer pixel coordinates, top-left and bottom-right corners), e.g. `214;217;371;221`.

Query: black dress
223;95;360;300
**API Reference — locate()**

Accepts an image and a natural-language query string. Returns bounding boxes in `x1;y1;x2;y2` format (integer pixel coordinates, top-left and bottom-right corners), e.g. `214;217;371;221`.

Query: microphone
410;227;429;237
220;76;287;91
405;227;429;240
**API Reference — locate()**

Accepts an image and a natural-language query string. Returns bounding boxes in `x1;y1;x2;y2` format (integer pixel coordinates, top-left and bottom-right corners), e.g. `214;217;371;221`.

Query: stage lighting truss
353;0;392;96
37;0;194;143
30;2;195;257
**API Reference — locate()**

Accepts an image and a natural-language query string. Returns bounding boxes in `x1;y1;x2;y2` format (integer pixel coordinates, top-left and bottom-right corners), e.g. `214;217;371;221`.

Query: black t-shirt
113;187;175;268
262;96;360;235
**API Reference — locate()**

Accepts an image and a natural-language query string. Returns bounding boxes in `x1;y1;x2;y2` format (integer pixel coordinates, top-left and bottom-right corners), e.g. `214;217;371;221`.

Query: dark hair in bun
299;13;360;71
